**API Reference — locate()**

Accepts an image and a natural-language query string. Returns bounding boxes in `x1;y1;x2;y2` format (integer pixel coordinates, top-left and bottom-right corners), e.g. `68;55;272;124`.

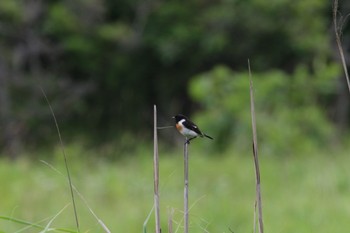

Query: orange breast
176;123;182;131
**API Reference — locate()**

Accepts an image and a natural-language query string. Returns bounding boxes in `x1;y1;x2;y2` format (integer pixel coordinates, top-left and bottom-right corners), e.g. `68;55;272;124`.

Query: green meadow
1;144;350;233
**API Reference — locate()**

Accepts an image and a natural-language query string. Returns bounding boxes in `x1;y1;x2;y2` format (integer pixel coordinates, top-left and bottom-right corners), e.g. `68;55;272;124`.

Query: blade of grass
40;160;111;233
40;87;80;232
0;216;77;233
0;216;44;231
143;206;154;233
40;205;70;233
248;60;264;233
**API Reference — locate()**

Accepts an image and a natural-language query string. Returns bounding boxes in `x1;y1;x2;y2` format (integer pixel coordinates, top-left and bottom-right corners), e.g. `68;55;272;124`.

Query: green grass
1;145;350;233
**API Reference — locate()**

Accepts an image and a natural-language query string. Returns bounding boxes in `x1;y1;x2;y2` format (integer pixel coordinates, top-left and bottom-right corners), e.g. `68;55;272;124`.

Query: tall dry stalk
183;140;189;233
248;60;264;233
153;105;161;233
333;0;350;92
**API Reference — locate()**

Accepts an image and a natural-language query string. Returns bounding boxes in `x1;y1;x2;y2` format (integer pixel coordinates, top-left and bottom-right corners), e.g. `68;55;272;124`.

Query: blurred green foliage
0;0;348;156
189;60;340;154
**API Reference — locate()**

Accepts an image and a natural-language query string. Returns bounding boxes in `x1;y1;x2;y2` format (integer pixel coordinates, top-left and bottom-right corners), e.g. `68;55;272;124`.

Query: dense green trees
0;0;349;157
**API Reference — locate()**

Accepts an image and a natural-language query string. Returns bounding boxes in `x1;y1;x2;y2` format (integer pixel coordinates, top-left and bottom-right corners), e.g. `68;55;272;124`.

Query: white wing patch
178;119;198;137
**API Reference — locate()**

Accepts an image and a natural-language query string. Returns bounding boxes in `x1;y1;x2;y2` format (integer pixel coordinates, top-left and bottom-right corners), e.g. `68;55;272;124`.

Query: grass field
1;144;350;233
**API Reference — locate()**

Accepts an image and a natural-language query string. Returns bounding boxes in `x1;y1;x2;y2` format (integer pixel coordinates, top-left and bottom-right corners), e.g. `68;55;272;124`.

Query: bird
173;114;213;144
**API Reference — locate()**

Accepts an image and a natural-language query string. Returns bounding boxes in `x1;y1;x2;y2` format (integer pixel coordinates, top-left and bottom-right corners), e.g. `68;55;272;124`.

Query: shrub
189;61;340;155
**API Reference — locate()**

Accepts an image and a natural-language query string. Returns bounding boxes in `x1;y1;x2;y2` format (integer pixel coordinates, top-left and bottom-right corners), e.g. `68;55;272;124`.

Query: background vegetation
1;0;350;232
0;0;349;157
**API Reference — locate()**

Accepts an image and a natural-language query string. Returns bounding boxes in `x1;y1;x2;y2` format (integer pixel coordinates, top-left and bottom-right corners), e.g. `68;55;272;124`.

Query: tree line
0;0;349;158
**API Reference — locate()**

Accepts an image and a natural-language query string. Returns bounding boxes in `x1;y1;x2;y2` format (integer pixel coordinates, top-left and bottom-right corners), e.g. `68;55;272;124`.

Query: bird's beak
172;116;175;119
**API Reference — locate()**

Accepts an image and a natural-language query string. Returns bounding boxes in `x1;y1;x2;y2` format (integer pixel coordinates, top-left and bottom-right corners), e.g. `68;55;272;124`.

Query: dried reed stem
248;60;264;233
333;0;350;92
153;105;161;233
184;140;189;233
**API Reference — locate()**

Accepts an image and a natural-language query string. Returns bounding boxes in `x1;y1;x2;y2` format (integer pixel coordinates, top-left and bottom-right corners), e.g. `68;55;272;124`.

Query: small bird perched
173;114;213;144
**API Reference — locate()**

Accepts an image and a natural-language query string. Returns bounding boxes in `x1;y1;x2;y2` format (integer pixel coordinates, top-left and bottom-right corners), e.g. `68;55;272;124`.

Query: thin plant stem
333;0;350;92
248;60;264;233
153;105;161;233
184;140;189;233
40;87;80;232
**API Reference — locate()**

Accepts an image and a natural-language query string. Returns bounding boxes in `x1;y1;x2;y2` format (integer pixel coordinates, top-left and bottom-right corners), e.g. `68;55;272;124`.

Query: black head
172;114;188;123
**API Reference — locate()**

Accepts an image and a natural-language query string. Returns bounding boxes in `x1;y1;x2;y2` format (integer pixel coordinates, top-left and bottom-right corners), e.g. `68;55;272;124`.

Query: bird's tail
203;134;213;140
